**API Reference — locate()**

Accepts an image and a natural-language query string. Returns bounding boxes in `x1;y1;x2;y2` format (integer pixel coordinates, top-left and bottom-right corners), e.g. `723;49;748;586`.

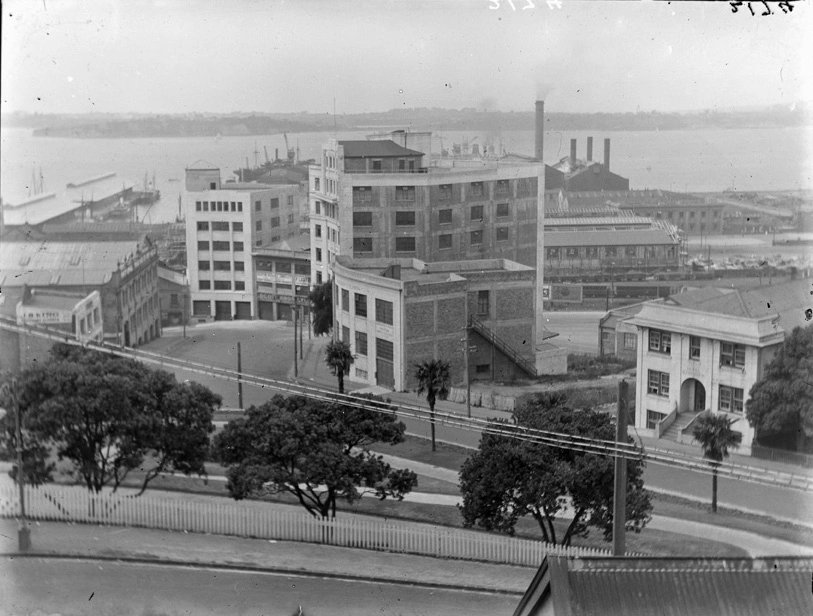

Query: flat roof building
185;168;303;322
332;256;545;391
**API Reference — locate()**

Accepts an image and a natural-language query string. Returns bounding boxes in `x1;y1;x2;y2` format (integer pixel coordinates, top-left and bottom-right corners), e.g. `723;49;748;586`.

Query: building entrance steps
660;411;701;443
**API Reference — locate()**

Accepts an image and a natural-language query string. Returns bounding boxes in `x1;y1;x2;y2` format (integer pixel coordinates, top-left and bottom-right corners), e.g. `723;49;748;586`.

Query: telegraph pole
293;307;299;378
237;342;244;411
461;324;475;418
299;305;304;360
612;379;629;556
1;381;30;551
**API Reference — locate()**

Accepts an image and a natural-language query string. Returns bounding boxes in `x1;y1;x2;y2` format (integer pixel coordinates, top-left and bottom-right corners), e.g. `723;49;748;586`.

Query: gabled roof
514;556;813;616
339;140;425;158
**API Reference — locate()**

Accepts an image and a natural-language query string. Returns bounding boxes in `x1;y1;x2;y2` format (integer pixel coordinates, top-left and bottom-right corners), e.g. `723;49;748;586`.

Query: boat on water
130;172;161;205
234;136;300;182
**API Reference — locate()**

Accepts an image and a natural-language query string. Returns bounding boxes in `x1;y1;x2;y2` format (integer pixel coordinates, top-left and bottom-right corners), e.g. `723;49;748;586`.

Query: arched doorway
680;378;706;413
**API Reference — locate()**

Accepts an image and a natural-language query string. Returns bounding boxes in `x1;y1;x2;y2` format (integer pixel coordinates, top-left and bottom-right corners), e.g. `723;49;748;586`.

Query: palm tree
414;360;451;452
324;339;354;394
692;411;742;512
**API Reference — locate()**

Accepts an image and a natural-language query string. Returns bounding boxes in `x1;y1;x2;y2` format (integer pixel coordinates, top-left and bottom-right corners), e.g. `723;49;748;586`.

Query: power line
2;317;811;493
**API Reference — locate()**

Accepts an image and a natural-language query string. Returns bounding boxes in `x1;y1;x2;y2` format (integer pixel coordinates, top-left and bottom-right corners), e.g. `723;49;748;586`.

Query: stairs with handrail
468;315;537;378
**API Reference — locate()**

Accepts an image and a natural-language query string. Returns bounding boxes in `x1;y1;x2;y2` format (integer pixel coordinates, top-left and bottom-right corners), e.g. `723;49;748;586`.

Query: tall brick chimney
570;139;577;166
535;101;545;160
604;138;611;172
587;137;593;161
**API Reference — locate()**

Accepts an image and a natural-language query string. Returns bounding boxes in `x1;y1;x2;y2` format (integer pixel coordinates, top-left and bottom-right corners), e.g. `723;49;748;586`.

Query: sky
1;0;811;115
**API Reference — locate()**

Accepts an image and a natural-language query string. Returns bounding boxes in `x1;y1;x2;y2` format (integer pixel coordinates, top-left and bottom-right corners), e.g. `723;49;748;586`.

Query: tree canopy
10;344;219;494
324;339;354;394
746;324;813;450
309;280;333;336
213;394;417;518
459;392;652;546
0;376;55;486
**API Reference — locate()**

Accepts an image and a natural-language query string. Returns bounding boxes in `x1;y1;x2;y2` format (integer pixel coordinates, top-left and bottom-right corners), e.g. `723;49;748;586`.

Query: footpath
0;518;533;595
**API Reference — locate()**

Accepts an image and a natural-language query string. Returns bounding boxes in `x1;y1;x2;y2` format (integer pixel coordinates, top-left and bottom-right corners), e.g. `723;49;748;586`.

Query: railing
654;403;679;439
468;316;536;378
751;444;813;469
0;479;611;565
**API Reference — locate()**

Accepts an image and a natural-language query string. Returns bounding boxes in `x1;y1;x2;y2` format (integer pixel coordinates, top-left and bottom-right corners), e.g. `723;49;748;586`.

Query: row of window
197;241;244;252
547;246;674;259
198;280;246;291
255;260;310;274
255;215;294;231
195;201;243;213
314;200;338;219
351;229;510;254
198;260;245;271
648;330;746;367
350;180;511;202
350;204;511;228
197;221;243;232
254;195;294;211
336;290;393;325
339;329;392;362
647;371;744;414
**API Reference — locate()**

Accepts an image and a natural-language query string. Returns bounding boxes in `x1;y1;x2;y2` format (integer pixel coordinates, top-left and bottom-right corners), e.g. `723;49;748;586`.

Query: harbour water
1;125;811;224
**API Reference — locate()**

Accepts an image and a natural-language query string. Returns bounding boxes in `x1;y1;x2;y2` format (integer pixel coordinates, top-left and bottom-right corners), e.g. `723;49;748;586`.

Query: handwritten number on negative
730;1;795;15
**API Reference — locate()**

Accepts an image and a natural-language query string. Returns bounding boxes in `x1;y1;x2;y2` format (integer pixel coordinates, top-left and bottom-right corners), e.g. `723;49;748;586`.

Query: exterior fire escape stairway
468;315;537;378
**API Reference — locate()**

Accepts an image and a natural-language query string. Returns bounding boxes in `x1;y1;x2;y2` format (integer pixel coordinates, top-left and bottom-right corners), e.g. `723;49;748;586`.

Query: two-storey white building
627;286;787;454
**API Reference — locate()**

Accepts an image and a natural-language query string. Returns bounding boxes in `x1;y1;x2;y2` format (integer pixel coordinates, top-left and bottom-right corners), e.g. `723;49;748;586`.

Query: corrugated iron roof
544;228;678;247
515;557;813;616
339;140;425;158
0;240;141;287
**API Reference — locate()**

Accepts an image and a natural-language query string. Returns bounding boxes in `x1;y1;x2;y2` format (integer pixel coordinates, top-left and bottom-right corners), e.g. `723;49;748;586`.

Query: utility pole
461;323;475;418
182;291;188;339
293;307;299;378
612;379;629;557
1;380;30;551
299;305;304;360
237;342;244;411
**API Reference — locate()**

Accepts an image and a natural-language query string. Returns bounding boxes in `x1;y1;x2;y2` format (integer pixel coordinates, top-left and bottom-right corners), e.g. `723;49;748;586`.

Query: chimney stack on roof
570;139;577;166
604;138;611;172
535;101;545;161
587;137;593;161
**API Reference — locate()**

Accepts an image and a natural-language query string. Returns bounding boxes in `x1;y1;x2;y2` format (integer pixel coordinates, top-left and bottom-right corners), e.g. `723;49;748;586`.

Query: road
1;558;519;616
540;311;604;355
147;322;813;527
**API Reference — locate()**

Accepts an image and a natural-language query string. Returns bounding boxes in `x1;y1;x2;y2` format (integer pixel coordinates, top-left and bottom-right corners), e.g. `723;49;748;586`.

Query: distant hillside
2;104;809;138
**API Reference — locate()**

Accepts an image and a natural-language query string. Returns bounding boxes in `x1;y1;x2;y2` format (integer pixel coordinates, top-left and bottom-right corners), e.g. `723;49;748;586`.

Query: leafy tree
746;324;813;451
308;280;333;336
459;392;652;546
414;360;450;453
324;339;354;394
213;394;418;519
692;411;741;513
0;376;55;486
15;344;219;495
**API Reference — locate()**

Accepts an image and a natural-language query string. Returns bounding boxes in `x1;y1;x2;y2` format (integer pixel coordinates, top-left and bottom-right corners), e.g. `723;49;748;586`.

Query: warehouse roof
339;140;425;158
0;240;143;287
544;228;678;247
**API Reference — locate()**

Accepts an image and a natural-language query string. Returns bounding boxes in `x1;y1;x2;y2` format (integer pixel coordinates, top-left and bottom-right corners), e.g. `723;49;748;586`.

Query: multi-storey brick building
185;168;302;321
332;257;538;391
309;136;553;373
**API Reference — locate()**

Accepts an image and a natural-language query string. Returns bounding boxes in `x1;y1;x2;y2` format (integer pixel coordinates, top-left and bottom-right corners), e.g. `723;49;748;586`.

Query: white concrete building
185;168;300;321
626;286;796;454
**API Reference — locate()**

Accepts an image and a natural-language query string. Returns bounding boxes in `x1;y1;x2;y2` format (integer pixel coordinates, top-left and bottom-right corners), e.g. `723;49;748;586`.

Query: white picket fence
0;479;610;566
